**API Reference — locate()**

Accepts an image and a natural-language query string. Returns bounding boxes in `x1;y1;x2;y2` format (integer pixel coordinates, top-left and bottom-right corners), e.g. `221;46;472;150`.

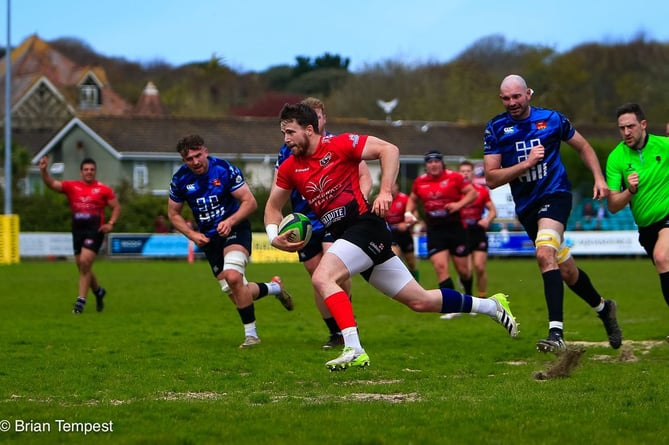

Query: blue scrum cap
424;150;443;162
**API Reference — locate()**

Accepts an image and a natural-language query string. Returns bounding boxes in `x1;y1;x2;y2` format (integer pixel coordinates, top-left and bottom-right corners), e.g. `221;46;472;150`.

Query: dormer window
78;74;102;109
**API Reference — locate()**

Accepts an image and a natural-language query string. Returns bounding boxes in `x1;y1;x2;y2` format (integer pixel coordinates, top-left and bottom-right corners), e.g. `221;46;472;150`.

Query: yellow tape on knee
557;245;571;264
535;229;561;251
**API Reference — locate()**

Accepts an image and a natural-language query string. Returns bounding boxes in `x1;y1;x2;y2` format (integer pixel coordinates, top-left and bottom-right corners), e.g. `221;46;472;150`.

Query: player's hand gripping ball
278;212;312;245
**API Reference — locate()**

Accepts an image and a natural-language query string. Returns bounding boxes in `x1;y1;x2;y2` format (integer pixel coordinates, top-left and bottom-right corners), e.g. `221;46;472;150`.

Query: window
79;75;102;109
133;163;149;190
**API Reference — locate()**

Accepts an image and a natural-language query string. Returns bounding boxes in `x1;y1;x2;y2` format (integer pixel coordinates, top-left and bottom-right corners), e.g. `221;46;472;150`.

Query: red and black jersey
386;191;409;226
411;170;466;227
460;182;491;226
276;133;369;237
61;180;116;230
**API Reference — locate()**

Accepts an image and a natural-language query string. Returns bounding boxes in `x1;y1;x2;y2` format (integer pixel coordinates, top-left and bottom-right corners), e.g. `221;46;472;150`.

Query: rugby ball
278;212;312;244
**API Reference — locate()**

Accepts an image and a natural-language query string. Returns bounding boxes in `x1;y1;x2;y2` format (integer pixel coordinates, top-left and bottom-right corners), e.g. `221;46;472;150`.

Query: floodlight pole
4;0;11;214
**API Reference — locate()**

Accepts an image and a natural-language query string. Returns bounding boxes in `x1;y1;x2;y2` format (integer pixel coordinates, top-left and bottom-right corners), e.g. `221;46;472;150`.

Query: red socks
324;291;357;330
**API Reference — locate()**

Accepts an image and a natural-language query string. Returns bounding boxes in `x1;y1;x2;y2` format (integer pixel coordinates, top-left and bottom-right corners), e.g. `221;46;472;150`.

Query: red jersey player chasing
385;183;420;281
458;160;496;298
405;151;476;320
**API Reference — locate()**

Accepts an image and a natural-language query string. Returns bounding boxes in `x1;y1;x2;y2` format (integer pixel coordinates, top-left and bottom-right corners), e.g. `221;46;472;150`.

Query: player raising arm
39;155;120;314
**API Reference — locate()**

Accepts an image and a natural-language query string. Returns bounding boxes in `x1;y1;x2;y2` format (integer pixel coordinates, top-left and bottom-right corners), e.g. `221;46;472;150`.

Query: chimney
134;81;169;116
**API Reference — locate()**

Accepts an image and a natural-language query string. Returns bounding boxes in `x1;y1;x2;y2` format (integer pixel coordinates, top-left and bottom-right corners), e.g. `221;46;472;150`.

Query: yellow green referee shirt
606;134;669;227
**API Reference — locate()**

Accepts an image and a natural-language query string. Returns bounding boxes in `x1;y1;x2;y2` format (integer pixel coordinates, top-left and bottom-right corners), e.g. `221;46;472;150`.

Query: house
2;35;626;197
24;113;495;195
2;35;490;195
1;38;491;195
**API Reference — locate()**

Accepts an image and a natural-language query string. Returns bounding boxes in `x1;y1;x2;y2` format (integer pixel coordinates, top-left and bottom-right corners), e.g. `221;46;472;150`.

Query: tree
0;143;31;195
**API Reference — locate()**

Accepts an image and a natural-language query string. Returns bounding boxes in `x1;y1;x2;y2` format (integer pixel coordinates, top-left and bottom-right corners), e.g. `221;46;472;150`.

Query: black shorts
298;228;335;263
517;192;572;241
465;224;489;252
339;213;395;267
638;213;669;259
391;229;414;254
202;219;252;277
426;222;469;257
72;229;105;255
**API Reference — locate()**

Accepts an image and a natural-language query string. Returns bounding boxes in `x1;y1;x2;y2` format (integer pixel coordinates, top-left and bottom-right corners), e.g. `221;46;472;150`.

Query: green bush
4;184;272;233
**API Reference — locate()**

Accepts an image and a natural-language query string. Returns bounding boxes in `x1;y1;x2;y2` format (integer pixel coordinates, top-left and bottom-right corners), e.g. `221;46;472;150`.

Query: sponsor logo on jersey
306;176;333;195
187;184;196;191
368;241;384;255
503;126;515;134
321;206;346;226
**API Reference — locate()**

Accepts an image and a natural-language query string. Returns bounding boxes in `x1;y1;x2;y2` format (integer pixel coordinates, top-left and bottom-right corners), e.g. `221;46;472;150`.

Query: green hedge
2;185;272;233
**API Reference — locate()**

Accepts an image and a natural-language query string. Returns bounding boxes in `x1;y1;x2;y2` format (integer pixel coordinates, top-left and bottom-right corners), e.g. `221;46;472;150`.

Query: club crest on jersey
535;121;547;130
212;178;221;186
320;152;332;167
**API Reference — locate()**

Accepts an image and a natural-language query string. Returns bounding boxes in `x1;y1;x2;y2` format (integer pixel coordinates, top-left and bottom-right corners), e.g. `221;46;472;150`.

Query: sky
3;0;668;72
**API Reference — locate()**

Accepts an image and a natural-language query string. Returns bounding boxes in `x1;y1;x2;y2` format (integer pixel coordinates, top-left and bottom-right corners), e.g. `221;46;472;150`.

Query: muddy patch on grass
339;379;402;386
158;391;227;401
344;392;421;403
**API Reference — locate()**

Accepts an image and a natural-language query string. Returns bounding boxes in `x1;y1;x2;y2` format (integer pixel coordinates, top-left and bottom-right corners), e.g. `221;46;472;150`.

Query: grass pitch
0;257;667;444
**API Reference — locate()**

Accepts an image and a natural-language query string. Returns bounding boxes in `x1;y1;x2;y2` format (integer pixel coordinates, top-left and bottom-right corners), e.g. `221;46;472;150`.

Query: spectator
597;202;607;222
581;202;597;222
154;214;170;233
